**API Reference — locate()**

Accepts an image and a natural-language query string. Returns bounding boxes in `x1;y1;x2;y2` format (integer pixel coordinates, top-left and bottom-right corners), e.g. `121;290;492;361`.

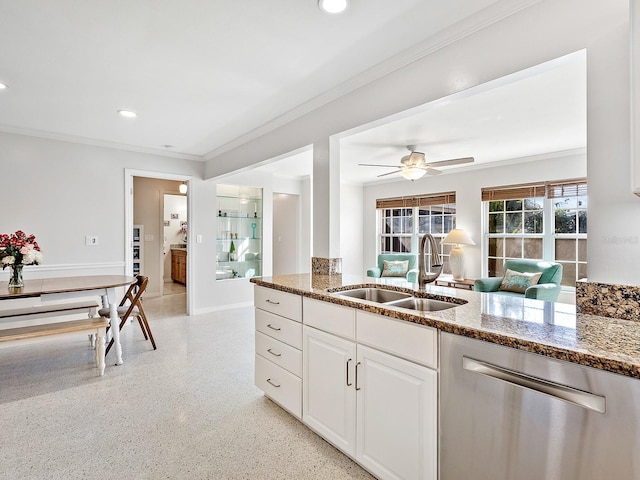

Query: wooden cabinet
254;286;303;418
301;297;438;480
171;249;187;285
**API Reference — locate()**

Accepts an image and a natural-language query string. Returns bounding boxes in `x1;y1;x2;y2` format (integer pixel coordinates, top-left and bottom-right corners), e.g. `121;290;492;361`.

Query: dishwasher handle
462;356;606;414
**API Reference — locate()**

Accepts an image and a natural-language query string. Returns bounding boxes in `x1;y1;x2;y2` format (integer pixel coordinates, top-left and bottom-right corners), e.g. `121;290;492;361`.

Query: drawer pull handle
266;378;281;388
265;299;280;305
346;358;353;386
355;361;362;391
266;324;281;331
267;348;282;357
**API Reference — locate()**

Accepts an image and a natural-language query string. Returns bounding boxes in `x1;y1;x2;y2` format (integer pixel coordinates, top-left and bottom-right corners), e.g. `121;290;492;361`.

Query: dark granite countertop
250;273;640;379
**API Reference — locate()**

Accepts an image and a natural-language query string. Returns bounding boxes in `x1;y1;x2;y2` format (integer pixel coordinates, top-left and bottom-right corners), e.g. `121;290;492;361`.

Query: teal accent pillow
381;260;409;277
499;269;542;294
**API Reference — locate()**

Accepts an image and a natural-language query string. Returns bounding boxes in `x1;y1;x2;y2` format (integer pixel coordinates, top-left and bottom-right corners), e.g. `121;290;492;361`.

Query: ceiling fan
359;146;474;181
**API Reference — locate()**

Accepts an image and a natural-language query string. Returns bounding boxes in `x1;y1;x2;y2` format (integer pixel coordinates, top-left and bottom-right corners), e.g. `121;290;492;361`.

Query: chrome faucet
418;234;443;288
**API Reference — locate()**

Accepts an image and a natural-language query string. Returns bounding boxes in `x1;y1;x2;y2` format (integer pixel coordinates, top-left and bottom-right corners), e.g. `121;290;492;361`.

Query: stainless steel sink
335;288;412;303
386;297;464;312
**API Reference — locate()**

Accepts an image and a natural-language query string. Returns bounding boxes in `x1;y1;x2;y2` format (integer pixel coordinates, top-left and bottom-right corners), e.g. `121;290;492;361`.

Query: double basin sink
333;286;465;312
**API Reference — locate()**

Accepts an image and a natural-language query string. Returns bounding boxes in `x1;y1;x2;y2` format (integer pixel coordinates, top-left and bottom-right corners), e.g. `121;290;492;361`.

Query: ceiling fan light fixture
318;0;349;14
400;167;426;181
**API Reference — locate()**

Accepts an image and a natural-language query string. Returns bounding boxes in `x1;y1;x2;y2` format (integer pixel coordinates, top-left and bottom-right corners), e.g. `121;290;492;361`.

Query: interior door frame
125;169;193;315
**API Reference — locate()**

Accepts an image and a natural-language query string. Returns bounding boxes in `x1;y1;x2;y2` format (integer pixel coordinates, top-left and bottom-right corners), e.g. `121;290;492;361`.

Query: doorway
127;170;191;317
272;193;300;275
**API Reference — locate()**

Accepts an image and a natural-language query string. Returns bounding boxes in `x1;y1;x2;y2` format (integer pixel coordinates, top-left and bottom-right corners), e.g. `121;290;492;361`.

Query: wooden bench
0;301;109;376
0;300;98;323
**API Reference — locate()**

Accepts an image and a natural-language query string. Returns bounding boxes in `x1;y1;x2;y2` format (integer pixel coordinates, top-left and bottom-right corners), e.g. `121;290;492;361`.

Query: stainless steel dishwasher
440;332;640;480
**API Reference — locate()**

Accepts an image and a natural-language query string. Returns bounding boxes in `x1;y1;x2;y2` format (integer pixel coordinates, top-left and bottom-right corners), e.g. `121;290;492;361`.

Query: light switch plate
85;235;98;246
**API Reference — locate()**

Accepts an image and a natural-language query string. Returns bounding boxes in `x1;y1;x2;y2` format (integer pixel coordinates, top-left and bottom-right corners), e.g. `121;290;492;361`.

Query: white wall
340;183;364;275
0;131;219;311
204;0;638;286
363;152;586;279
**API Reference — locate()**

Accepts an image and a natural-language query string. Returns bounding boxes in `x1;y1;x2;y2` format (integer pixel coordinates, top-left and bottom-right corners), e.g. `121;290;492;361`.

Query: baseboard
192;301;254;315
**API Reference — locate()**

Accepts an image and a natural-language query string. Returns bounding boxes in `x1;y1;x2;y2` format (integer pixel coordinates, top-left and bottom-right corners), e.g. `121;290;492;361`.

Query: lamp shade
442;229;475;246
400;167;426;181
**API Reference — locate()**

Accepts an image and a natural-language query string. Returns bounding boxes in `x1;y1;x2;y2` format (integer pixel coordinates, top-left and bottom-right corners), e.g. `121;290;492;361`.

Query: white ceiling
339;50;586;184
0;0;510;160
255;50;586;185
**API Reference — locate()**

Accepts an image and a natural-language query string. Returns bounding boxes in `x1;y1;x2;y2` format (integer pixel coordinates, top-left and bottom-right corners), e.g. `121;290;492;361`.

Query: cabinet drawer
254;286;302;321
255;353;302;418
255;309;302;349
356;311;438;368
303;297;355;340
255;331;302;377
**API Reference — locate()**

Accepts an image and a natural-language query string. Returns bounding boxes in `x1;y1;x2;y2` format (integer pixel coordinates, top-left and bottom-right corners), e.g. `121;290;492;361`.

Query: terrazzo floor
0;306;374;480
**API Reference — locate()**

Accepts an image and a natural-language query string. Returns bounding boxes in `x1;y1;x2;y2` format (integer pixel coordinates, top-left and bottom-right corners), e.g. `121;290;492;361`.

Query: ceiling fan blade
425;168;443;176
377;170;403;177
424;156;475;168
358;163;402;168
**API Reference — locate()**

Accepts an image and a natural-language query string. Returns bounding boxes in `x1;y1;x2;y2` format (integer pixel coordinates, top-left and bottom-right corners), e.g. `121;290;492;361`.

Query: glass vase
8;264;24;289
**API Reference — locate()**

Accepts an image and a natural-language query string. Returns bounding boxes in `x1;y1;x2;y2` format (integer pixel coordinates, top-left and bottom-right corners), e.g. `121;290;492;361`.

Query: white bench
0;300;108;376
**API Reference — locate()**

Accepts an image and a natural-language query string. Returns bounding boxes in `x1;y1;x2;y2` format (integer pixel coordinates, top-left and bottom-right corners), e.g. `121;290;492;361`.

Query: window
548;179;588;286
377;192;456;271
482;179;587;287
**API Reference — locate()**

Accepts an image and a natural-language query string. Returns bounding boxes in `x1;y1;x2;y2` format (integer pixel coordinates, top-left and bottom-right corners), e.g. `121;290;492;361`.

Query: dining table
0;275;137;368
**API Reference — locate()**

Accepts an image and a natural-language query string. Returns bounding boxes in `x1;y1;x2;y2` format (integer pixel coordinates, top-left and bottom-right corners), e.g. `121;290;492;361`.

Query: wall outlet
85;235;98;246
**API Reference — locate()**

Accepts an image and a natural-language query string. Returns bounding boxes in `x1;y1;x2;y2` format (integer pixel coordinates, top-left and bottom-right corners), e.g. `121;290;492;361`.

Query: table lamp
441;229;476;281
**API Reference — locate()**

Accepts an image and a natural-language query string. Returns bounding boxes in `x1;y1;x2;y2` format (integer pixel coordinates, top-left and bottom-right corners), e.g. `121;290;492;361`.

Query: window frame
377;192;457;273
481;179;587;288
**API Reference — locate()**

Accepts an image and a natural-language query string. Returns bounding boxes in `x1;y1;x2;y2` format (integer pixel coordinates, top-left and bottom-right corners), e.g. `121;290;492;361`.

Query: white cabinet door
303;325;357;457
356;344;437;480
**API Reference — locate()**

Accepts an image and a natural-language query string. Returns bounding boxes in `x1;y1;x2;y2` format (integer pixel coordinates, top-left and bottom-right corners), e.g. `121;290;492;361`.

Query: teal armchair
474;259;563;301
367;254;418;283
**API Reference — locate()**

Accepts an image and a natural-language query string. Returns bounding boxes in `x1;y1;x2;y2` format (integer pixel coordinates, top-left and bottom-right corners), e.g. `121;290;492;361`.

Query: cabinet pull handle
346;358;353;386
265;299;280;305
267;348;281;357
266;378;281;388
462;356;606;414
355;361;362;391
266;324;281;331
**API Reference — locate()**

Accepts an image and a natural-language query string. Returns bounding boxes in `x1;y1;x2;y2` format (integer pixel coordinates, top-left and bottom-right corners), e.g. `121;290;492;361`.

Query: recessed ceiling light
318;0;349;14
0;82;8;90
117;109;137;118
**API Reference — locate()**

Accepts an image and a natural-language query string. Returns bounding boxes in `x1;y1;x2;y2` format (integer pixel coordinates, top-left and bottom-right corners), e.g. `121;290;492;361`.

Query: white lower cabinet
303;324;437;480
254;286;303;418
303;326;357;456
356;344;437;480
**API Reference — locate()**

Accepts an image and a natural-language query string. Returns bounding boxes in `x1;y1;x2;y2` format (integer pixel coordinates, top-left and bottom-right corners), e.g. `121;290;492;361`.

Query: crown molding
0;124;204;162
204;0;543;161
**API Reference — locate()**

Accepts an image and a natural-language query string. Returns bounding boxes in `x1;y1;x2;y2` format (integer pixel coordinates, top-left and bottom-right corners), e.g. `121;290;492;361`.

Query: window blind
545;178;587;198
376;191;456;209
481;182;546;202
